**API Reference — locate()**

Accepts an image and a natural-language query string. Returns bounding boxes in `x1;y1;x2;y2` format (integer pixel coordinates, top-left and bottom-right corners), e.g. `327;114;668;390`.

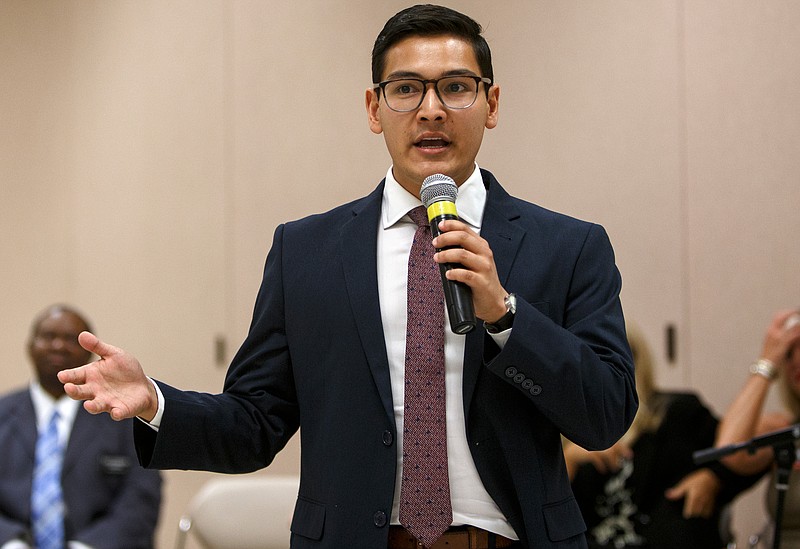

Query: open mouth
415;137;450;149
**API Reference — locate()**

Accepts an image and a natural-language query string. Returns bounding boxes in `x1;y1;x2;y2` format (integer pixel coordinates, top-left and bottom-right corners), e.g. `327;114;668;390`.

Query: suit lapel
339;183;395;421
336;175;526;422
63;407;92;476
463;172;526;416
8;392;37;461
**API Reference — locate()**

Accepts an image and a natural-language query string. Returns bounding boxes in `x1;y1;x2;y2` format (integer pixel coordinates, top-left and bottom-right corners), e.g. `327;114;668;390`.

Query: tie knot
408;206;429;228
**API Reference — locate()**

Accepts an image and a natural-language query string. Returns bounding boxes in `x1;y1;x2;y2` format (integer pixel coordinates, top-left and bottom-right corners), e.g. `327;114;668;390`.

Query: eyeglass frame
372;75;493;112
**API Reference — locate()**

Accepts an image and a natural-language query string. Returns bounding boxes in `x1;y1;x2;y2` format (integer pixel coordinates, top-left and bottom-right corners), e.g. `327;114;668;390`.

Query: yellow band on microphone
426;201;457;222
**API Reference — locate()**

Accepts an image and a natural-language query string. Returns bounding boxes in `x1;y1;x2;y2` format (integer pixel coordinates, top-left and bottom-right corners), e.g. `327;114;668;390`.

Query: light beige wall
2;1;799;547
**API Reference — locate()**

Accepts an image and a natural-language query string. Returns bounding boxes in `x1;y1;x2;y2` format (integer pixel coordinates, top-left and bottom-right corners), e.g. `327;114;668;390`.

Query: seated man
0;304;162;549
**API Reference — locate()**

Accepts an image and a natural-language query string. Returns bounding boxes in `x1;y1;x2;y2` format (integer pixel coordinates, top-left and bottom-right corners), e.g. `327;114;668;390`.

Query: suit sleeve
484;223;637;450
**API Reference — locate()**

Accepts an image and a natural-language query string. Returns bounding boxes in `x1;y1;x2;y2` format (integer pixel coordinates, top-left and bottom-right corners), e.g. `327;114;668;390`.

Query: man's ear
485;84;500;130
366;88;383;135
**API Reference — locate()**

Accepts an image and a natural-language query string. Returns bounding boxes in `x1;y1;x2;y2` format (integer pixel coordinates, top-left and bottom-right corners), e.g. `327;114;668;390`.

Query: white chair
174;475;300;549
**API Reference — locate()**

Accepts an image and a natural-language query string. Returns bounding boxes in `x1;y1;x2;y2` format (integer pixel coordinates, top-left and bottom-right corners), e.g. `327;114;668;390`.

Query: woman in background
716;309;800;548
564;324;758;548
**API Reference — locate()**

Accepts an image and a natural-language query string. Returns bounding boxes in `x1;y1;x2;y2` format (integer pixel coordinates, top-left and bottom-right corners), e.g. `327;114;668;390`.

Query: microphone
420;174;476;334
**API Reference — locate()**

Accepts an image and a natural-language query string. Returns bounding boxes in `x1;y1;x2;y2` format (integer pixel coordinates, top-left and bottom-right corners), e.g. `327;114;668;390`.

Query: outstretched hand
57;331;159;422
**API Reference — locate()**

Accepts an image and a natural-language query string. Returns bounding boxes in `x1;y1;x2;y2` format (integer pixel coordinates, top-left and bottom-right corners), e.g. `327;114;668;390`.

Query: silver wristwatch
484;293;517;334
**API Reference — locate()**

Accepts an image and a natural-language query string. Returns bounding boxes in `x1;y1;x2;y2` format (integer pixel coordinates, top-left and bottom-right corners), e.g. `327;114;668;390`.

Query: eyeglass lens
383;76;481;111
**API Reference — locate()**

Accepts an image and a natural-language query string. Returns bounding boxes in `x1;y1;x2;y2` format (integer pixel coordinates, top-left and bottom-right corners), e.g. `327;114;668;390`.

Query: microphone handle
430;213;476;334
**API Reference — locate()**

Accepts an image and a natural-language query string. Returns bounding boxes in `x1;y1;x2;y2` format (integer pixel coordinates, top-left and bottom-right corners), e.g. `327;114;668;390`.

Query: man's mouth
415;137;450;149
44;353;70;366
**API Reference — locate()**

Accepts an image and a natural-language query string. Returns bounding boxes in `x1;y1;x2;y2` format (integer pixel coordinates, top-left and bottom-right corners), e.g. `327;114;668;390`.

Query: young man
59;6;636;548
0;305;161;549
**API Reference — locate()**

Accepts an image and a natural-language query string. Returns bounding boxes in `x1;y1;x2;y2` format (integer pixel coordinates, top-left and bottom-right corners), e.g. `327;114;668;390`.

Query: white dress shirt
30;382;80;449
378;165;516;539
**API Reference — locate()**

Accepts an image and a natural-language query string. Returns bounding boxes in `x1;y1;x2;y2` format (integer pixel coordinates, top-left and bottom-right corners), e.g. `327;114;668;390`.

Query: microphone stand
693;424;800;549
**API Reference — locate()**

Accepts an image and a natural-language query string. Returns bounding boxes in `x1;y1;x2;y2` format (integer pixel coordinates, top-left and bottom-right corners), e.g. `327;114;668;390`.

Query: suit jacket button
504;366;518;378
382;430;394;446
373;511;387;527
530;385;542;396
521;379;534;390
513;373;526;384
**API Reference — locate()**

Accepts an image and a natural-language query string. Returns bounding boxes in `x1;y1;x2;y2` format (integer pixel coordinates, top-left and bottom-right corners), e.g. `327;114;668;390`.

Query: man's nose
418;85;446;119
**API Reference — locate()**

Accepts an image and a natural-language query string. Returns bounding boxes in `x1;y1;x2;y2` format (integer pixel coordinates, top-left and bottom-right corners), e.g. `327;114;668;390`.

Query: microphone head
420;174;458;208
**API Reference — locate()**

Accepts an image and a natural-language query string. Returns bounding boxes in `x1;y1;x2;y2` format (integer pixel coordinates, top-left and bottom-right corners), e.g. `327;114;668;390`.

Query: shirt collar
381;164;486;230
30;381;80;429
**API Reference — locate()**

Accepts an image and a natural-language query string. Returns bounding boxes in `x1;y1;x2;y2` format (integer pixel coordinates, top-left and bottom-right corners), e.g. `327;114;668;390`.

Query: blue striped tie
31;410;65;549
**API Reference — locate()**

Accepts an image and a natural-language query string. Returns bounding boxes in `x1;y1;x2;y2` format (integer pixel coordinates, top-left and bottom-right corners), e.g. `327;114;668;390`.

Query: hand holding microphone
420;174;514;336
420;174;477;334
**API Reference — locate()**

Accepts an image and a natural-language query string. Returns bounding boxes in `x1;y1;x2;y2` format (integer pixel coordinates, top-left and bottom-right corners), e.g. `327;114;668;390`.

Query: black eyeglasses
373;75;492;112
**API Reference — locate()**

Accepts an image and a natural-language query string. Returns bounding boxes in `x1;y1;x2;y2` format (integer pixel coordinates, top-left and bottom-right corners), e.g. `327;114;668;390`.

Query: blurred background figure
563;323;759;548
0;304;162;549
716;309;800;548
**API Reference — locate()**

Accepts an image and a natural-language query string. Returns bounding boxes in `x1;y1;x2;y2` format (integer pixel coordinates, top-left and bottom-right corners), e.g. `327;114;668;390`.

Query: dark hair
371;4;493;85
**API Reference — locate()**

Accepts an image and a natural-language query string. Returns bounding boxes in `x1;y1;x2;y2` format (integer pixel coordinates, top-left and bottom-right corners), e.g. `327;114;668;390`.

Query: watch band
484;294;516;334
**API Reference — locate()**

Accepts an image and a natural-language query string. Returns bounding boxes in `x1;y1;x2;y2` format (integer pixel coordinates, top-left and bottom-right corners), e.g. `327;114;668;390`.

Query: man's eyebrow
382;68;480;80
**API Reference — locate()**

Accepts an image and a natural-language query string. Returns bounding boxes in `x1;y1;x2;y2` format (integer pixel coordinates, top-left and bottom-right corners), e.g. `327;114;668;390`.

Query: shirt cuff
487;327;511;349
135;377;164;431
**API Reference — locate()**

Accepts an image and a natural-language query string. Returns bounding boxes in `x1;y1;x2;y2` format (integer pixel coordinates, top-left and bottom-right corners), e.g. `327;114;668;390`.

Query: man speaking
59;5;637;548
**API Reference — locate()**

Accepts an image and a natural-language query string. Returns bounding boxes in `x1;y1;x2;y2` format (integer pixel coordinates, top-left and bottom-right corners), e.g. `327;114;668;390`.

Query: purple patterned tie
399;206;452;548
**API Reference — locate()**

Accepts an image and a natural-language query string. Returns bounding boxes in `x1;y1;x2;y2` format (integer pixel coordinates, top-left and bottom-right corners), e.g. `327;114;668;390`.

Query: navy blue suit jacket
0;389;162;548
135;170;637;548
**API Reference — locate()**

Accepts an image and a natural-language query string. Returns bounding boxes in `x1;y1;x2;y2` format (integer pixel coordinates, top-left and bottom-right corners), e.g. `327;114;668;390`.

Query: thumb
78;331;119;359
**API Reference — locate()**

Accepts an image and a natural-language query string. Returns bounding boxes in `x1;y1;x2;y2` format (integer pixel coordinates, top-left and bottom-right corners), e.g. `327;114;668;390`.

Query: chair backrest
175;475;300;549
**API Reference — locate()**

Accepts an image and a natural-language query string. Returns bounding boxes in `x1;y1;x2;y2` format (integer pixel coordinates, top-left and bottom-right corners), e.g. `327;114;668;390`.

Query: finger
437;219;473;235
78;330;124;358
435;247;477;269
82;395;131;421
435;242;495;275
57;365;86;385
62;380;98;401
109;407;131;422
434;229;480;253
83;398;111;415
